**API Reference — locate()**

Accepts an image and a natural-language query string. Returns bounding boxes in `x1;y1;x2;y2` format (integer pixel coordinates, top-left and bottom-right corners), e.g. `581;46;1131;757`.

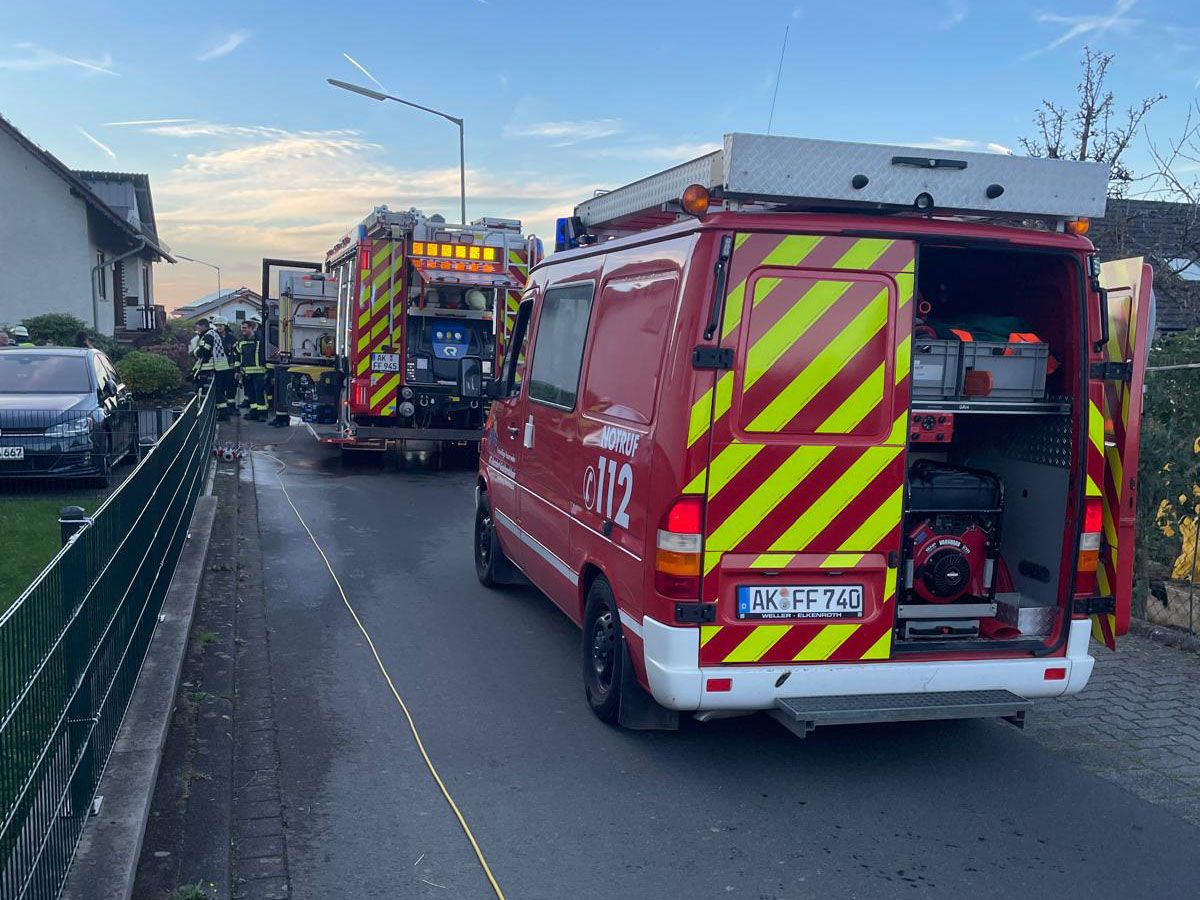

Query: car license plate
0;446;25;461
737;584;864;620
371;353;400;373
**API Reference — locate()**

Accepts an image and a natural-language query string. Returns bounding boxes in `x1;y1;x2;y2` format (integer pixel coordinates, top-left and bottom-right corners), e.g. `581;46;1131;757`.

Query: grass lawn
0;490;106;615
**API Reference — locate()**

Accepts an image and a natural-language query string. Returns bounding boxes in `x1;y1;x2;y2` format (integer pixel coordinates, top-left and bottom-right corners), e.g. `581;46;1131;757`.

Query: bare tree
1143;101;1200;273
1020;47;1164;196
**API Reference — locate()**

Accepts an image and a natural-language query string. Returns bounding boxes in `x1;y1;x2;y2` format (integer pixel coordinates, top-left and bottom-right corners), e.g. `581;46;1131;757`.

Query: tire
474;492;512;588
582;577;624;724
92;433;113;489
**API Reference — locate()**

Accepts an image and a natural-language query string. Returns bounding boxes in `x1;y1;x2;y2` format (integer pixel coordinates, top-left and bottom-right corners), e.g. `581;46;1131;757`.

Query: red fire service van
475;134;1152;736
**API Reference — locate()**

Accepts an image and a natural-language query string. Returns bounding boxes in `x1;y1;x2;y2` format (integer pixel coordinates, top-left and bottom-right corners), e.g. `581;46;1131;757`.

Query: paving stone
1025;631;1200;825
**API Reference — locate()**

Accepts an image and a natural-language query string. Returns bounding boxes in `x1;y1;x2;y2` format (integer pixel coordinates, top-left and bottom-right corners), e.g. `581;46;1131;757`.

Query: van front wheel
583;577;624;723
474;492;512;587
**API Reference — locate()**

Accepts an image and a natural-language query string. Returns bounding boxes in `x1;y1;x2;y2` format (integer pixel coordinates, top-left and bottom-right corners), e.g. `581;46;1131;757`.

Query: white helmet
211;315;229;326
465;289;487;310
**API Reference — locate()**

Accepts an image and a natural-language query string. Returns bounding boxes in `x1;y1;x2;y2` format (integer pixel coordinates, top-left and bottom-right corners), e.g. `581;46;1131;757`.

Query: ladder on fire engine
572;133;1110;237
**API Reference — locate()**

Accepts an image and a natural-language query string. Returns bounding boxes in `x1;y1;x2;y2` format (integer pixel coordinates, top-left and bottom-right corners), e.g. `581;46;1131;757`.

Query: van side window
501;298;533;397
582;272;678;426
527;283;595;411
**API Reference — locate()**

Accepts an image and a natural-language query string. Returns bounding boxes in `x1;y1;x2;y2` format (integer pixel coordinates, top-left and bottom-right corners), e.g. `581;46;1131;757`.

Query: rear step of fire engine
770;690;1030;738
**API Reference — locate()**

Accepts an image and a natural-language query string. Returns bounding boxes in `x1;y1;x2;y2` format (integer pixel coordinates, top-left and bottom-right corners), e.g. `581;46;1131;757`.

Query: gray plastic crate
911;339;960;399
959;341;1049;401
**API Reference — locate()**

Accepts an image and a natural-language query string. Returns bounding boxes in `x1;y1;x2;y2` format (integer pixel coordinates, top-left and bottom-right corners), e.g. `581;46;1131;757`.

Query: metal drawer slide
771;689;1030;738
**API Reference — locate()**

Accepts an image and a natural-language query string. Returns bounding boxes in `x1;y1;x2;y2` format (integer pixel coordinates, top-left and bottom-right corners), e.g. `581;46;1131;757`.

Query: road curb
61;494;219;900
1128;615;1200;655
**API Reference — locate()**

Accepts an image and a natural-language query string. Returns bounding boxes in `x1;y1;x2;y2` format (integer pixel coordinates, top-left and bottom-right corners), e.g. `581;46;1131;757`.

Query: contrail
104;118;194;127
77;126;116;160
343;53;387;91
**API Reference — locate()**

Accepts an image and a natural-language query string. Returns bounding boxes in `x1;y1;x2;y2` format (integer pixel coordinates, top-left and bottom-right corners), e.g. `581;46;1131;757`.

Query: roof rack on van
573;133;1110;236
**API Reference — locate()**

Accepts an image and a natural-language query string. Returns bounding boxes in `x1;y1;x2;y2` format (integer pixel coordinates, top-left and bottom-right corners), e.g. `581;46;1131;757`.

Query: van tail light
655;495;704;598
351;380;370;409
1075;496;1103;595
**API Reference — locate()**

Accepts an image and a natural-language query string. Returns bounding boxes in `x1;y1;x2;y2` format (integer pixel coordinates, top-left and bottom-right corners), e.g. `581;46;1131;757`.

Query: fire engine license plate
0;446;24;461
371;353;400;373
737;584;864;620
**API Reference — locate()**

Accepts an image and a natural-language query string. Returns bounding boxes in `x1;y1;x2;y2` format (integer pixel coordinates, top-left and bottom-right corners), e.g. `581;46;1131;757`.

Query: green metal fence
0;387;216;900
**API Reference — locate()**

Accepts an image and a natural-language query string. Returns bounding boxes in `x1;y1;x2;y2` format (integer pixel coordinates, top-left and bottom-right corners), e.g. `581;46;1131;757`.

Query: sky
1;0;1197;309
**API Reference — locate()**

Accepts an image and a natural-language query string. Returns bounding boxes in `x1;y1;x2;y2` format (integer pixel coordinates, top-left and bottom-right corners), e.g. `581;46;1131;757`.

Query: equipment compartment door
693;234;916;666
1094;257;1153;646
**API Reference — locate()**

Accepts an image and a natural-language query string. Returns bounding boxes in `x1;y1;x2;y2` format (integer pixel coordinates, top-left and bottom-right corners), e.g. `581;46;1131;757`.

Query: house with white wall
171;287;263;324
0;111;173;337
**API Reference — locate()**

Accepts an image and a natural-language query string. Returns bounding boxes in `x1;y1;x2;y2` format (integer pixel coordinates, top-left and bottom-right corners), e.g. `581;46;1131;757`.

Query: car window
92;355;111;393
527;283;595;411
101;356;122;389
0;354;92;393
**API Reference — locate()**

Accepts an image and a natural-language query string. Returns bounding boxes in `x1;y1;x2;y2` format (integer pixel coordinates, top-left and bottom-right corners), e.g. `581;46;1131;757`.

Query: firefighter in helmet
211;316;239;417
236;316;268;421
191;317;232;420
10;325;35;347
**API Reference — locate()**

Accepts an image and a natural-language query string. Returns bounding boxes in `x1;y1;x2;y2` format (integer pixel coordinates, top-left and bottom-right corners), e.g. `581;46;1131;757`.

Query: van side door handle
506;425;520;438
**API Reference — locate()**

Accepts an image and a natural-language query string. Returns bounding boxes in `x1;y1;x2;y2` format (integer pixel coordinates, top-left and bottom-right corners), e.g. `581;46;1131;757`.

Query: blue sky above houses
1;0;1196;307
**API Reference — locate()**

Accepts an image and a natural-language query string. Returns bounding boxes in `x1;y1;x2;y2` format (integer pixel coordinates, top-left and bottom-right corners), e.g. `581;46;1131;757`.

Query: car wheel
474;491;514;587
93;433;113;489
582;577;624;724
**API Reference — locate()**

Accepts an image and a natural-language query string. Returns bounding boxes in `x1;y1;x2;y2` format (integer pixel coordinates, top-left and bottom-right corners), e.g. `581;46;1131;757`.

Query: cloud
77;126;116;160
791;5;804;18
940;0;968;29
0;42;117;76
587;141;722;162
104;117;195;127
1026;0;1140;58
502;119;622;145
910;137;1012;154
197;30;250;62
149;124;594;307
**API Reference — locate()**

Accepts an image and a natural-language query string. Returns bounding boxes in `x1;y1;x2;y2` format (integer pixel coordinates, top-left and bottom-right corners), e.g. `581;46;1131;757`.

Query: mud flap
617;644;679;731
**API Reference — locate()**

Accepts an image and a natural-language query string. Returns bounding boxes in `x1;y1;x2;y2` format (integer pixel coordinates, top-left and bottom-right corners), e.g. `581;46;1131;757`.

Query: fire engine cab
475;133;1152;736
306;207;539;453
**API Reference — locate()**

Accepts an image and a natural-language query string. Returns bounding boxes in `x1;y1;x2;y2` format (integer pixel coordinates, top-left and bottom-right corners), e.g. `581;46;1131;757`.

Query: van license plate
737;585;864;620
371;353;400;373
0;446;24;460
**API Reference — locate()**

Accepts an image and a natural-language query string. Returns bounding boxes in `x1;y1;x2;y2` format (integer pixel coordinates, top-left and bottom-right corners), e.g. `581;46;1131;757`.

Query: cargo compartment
895;244;1083;654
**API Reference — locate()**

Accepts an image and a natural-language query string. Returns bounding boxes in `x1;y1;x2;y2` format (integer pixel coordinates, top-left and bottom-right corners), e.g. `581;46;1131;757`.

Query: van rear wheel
583;577;624;723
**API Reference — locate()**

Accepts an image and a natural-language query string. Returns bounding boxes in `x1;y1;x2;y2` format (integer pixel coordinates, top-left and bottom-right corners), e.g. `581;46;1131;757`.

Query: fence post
59;506;88;546
58;507;94;818
138;436;156;461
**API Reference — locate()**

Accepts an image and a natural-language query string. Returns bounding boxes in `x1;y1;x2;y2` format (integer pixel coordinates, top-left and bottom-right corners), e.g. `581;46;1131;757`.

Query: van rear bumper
639;616;1095;712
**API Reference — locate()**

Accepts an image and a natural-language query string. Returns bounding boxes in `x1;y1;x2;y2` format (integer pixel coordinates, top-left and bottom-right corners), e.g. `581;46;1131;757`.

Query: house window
235;309;246;321
96;252;107;299
142;264;151;305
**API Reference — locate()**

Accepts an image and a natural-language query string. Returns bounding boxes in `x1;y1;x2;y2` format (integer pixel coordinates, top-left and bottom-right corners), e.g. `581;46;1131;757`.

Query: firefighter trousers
244;373;266;418
215;369;236;419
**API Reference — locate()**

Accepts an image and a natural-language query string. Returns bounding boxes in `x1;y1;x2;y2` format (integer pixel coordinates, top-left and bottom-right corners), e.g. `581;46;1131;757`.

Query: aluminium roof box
575;133;1110;230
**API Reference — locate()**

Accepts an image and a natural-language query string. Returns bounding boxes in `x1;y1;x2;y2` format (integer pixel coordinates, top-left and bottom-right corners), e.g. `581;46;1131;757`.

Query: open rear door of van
1094;257;1154;647
690;233;915;666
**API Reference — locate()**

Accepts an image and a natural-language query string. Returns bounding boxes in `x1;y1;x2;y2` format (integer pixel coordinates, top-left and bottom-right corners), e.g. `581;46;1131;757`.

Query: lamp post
327;78;466;226
176;254;222;302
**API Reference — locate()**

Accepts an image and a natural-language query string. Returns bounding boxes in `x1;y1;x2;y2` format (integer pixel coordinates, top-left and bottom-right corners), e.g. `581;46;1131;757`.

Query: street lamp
327;78;467;226
176;254;222;301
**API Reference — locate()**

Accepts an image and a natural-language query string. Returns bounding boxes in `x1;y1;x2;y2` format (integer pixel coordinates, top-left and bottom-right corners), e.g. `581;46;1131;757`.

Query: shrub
117;350;183;399
143;342;193;380
20;313;89;346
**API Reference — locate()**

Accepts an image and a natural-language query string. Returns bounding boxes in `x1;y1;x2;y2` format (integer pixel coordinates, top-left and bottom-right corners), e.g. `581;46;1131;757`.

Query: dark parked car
0;348;137;485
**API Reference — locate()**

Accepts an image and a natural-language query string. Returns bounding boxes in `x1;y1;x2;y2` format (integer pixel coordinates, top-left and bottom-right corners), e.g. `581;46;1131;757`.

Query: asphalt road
253;432;1200;900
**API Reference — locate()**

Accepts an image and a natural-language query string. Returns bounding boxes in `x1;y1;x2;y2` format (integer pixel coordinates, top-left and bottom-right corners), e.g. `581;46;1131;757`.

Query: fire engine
290;207;539;453
475;133;1152;736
